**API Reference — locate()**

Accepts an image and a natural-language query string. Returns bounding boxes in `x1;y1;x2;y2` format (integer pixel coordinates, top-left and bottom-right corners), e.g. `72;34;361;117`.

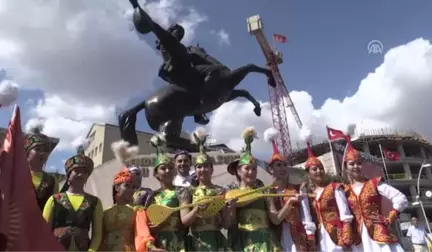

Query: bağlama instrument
146;184;316;226
146;185;272;226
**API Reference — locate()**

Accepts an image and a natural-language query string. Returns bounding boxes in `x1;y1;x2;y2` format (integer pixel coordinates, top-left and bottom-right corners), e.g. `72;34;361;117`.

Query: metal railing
406;196;432;205
387;173;428;180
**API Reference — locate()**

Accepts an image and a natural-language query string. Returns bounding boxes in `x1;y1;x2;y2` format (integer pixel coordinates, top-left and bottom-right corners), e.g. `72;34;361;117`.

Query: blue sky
1;0;432;173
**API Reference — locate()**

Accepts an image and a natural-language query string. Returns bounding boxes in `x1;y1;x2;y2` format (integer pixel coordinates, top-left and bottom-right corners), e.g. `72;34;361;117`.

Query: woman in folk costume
181;128;231;252
130;165;154;208
101;142;164;252
302;130;354;252
342;125;408;252
110;140;153;208
24;125;59;211
225;127;298;252
43;144;103;252
264;127;316;252
101;168;165;252
146;134;188;252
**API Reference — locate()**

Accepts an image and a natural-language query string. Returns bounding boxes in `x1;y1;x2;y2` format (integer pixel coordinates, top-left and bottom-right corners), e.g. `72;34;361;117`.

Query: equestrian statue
119;0;277;147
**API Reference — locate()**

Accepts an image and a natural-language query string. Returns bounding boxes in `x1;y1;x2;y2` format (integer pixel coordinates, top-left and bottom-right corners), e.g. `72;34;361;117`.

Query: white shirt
407;225;427;245
173;169;195;187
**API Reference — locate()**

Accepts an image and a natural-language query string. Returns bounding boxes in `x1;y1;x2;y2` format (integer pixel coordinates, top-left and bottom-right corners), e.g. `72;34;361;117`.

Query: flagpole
341;141;348;178
379;144;404;242
378;144;390;181
328;139;338;174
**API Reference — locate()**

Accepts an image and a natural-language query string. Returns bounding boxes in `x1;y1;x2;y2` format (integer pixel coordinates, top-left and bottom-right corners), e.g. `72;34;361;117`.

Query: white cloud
0;0;207;150
210;29;230;46
25;94;115;150
205;38;432;158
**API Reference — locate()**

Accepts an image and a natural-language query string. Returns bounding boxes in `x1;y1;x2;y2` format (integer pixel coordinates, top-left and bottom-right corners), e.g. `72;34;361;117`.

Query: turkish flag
383;149;401;161
273;34;288;43
0;105;64;251
326;126;346;141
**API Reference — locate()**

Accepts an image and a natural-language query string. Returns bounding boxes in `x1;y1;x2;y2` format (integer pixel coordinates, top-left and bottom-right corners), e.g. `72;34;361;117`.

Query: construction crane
246;15;303;162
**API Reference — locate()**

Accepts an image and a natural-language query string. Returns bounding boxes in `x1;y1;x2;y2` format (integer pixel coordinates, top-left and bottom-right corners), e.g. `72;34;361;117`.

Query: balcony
406;196;432;208
386;173;432;187
384;156;429;166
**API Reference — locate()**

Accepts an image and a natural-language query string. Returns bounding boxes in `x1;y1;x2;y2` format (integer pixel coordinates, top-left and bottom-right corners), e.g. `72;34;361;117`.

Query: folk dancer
101;167;164;252
146;134;188;252
110;140;154;208
263;127;316;252
225;127;297;252
181;128;231;251
24;126;59;211
342;128;408;252
172;149;196;188
43;144;103;252
303;132;354;252
130;166;153;208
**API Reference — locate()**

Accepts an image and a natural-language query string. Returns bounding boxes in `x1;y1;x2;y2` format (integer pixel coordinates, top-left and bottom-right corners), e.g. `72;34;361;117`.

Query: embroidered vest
345;177;399;244
280;185;309;251
312;183;344;246
51;193;98;251
35;172;55;211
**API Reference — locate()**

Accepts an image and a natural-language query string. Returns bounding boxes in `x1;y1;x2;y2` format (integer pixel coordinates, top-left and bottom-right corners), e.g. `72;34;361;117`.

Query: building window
99;143;102;153
88;132;96;145
95;147;98;156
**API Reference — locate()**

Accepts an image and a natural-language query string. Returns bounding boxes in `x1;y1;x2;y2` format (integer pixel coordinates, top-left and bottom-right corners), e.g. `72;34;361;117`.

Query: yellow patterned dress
148;187;187;252
101;204;138;251
227;185;282;252
187;185;231;252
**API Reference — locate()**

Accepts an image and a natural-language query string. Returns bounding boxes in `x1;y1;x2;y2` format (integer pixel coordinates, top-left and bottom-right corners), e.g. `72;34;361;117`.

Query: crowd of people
25;123;421;252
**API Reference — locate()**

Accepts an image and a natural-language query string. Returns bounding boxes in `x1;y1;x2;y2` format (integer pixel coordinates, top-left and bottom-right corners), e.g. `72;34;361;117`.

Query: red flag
0;105;64;251
273;33;288;43
383;149;401;161
326;126;346;141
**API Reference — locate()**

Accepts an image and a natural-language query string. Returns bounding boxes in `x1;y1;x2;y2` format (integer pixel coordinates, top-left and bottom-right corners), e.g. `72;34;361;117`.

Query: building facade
84;123;203;167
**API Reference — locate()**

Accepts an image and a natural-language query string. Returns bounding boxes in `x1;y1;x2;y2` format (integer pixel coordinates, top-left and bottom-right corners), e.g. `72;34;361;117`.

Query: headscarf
113;167;134;185
300;128;323;171
148;134;171;172
24;125;50;154
344;136;361;162
263;127;286;166
60;144;94;192
191;127;212;166
64;145;94;175
227;127;257;175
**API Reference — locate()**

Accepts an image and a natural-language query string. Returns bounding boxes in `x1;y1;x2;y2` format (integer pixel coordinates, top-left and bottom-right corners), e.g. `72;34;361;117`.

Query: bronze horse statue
119;0;276;146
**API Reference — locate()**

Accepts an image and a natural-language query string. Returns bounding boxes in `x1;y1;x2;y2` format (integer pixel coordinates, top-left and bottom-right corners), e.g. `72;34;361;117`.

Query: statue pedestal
166;136;199;152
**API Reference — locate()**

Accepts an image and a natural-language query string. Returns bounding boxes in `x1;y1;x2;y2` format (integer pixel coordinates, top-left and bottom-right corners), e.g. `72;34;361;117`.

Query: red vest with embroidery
345;177;399;244
312;183;345;246
279;185;309;251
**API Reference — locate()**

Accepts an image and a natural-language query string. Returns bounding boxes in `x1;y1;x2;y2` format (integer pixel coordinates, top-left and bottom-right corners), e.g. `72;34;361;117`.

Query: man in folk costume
43;143;103;252
342;125;408;252
302;129;354;252
264;128;316;252
24;125;59;211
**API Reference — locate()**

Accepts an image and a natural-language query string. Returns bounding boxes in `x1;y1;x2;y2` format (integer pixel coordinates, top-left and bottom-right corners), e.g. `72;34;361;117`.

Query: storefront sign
127;154;241;167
